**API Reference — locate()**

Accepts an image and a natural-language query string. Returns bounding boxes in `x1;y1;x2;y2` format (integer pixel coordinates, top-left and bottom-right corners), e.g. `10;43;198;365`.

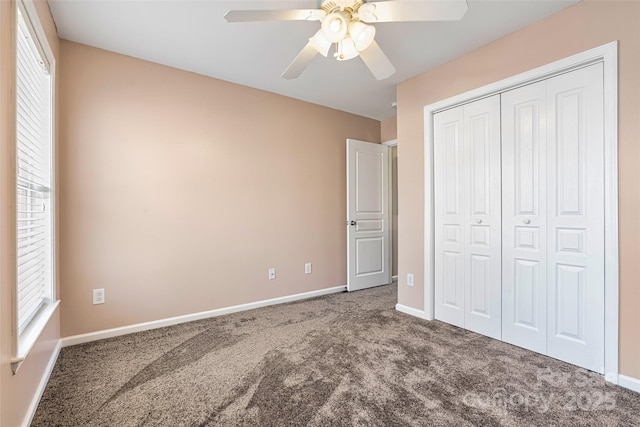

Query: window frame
11;0;58;374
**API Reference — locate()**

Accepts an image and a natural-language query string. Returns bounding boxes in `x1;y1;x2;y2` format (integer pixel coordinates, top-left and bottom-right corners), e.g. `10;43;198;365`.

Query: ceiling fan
224;0;469;80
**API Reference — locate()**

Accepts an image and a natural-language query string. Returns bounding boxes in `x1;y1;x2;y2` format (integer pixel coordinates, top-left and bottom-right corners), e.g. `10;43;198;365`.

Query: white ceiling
48;0;578;120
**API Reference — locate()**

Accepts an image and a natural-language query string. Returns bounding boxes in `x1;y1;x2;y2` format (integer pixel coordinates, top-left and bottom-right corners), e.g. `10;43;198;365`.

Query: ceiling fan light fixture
225;0;470;81
334;37;358;61
321;11;349;43
348;21;375;51
309;30;331;57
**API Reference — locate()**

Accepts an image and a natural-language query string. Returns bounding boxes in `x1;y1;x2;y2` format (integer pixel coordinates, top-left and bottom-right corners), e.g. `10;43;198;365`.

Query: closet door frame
422;42;619;383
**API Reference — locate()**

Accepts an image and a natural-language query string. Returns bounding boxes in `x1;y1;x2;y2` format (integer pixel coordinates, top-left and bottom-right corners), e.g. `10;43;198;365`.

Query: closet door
434;106;465;327
463;96;502;339
434;96;501;335
545;64;604;373
501;81;548;354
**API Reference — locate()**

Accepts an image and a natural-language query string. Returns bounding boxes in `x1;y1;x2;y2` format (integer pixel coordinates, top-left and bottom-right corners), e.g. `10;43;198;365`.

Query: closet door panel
546;64;605;373
434;106;465;327
463;95;502;340
501;81;548;354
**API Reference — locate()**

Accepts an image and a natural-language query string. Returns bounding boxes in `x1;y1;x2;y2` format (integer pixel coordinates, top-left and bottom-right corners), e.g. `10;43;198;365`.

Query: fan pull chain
334;40;344;60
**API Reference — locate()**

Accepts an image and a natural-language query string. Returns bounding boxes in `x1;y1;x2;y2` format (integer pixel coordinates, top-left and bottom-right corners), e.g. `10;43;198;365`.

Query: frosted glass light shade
335;37;359;61
321;11;349;43
309;30;331;57
349;21;375;51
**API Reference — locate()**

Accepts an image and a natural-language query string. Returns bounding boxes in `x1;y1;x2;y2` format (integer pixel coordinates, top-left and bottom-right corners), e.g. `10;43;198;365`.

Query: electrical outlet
305;263;312;274
268;268;276;280
407;274;414;287
93;288;105;304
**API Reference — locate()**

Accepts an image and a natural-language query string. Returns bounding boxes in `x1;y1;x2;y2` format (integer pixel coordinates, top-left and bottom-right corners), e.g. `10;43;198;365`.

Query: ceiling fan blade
225;9;325;23
358;0;468;23
282;42;319;80
359;40;395;80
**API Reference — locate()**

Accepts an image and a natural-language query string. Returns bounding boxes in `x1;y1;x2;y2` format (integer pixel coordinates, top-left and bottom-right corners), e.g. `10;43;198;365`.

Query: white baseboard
23;339;61;427
395;303;430;320
618;374;640;394
62;285;347;348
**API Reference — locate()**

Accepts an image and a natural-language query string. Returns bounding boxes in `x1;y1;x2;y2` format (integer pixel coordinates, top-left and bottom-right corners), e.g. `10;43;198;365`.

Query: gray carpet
33;284;639;426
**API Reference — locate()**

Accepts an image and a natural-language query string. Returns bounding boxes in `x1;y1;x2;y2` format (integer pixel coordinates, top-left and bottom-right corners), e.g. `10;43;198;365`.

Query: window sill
11;300;60;374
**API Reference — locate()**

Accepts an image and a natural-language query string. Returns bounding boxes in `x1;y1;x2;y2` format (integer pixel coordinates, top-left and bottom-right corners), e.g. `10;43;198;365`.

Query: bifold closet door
501;81;549;354
434;95;502;338
434;106;465;328
502;64;605;372
545;64;604;373
463;97;502;339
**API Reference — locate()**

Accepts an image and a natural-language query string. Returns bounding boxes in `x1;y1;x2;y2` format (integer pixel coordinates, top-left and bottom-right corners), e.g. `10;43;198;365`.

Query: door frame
422;42;619;382
383;139;397;282
346;139;392;291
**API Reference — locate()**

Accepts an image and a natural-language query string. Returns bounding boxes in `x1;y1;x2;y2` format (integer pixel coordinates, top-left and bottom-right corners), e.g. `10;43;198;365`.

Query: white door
501;80;549;354
347;139;391;292
432;65;606;372
463;96;502;340
434;106;465;327
545;64;605;373
434;95;501;336
501;65;605;372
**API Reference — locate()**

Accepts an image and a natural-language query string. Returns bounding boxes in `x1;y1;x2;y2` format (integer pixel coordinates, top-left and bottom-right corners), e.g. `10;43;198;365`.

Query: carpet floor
33;284;639;426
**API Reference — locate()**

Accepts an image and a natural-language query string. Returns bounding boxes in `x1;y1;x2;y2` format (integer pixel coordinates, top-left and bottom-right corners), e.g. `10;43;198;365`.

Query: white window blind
16;7;53;335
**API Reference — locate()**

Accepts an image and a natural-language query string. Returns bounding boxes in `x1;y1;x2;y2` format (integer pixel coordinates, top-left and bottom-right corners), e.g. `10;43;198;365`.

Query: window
14;1;55;365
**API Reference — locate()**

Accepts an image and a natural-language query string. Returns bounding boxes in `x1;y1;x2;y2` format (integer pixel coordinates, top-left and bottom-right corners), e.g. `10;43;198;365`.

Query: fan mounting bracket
320;0;364;15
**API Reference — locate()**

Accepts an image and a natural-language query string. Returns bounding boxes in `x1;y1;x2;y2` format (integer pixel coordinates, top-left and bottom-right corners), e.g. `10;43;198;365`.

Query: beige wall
381;116;397;142
0;1;61;426
396;0;640;378
58;41;380;337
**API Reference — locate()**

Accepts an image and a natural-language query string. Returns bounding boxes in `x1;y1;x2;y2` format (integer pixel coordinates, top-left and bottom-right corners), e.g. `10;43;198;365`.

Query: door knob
523;219;531;224
476;219;482;224
350;221;357;226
